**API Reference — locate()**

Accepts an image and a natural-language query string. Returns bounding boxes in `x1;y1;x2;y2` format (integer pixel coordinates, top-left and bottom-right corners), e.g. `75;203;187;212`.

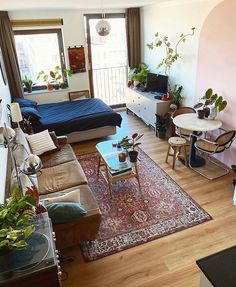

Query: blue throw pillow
46;202;87;224
21;106;41;120
14;98;38;108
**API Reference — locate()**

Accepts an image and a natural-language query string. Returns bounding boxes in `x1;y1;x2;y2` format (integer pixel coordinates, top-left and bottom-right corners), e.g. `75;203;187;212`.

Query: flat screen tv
146;73;168;94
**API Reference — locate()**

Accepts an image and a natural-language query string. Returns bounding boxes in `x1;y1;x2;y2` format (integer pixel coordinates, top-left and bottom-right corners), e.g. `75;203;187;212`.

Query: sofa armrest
57;136;68;145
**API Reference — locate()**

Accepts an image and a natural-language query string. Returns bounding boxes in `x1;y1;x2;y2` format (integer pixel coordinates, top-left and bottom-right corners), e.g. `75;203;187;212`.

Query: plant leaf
194;103;203;109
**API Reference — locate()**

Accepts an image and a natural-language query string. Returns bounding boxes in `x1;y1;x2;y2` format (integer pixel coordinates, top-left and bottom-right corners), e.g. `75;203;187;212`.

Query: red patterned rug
79;148;212;262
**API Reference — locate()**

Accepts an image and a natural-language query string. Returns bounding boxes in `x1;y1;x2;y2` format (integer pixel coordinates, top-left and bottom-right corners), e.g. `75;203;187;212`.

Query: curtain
0;11;23;99
126;8;141;69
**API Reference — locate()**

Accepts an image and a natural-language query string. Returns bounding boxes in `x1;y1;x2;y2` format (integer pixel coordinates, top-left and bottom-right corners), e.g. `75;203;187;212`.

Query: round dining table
173;113;222;167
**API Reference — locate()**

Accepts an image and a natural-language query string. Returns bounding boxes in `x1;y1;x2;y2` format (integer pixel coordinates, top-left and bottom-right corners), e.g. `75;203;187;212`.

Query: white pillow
44;190;80;204
26;130;56;156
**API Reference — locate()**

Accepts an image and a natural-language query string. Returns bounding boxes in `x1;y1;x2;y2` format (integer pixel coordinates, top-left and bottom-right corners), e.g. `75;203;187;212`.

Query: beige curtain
0;11;23;99
126;8;141;69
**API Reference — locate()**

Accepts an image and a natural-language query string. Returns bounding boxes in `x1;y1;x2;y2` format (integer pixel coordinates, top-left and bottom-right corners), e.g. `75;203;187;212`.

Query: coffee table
96;140;141;197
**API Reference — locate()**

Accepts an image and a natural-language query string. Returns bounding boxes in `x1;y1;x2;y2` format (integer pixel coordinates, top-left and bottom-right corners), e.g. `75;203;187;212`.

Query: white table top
173;113;222;132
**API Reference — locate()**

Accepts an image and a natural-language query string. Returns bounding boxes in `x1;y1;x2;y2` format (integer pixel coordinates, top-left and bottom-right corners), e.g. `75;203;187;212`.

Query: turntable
0;213;61;287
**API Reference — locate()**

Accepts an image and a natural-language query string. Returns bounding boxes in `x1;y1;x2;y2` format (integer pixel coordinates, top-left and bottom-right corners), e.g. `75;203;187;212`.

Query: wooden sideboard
125;87;170;129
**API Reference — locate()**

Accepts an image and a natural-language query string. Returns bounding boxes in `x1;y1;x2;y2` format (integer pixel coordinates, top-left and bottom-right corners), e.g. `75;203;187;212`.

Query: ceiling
0;0;173;11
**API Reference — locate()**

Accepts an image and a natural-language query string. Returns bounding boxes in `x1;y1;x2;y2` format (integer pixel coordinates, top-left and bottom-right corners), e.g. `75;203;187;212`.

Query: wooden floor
62;111;235;287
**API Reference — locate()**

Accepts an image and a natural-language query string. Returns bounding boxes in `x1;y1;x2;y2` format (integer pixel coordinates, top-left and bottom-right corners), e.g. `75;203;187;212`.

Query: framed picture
68;46;86;73
0;48;7;85
69;90;90;101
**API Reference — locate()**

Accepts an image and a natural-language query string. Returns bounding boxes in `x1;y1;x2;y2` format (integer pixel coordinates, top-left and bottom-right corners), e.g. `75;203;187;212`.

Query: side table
196;246;236;287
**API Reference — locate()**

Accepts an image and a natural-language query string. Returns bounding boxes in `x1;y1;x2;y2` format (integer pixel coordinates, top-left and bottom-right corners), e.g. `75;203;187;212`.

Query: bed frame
66;126;116;143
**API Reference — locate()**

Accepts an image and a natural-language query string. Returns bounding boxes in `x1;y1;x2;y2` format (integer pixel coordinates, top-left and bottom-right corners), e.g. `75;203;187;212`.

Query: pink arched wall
195;0;236;166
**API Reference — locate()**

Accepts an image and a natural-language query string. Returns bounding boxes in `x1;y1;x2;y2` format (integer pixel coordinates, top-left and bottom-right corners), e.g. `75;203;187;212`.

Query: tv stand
125;87;170;129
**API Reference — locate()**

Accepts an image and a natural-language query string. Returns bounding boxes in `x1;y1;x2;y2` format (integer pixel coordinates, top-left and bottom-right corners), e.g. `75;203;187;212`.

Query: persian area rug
79;148;212;262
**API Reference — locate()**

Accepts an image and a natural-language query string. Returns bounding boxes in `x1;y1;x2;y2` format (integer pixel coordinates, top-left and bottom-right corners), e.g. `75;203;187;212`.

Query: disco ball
96;19;111;36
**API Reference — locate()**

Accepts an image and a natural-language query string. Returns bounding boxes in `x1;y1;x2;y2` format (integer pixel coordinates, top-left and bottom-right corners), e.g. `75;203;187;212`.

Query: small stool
165;137;188;169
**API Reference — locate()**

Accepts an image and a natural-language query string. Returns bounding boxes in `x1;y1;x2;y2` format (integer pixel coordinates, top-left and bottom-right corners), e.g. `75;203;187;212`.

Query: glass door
85;14;127;107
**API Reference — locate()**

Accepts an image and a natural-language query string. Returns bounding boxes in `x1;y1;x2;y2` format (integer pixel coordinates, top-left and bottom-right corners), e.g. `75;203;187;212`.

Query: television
146;73;168;94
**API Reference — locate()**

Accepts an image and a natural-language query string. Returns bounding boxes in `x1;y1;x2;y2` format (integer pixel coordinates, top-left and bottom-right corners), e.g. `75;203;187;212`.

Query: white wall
140;0;222;106
0;64;11;203
9;9;124;104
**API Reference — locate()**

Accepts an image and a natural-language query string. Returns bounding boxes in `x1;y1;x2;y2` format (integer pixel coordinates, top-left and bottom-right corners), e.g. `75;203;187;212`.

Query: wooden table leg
97;155;101;175
105;164;113;198
134;163;142;194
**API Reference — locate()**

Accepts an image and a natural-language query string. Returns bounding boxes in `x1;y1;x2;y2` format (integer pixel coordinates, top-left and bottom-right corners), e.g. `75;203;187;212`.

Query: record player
0;213;61;287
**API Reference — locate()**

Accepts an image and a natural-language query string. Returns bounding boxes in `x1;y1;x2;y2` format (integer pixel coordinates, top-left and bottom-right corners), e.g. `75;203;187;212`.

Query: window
14;29;67;91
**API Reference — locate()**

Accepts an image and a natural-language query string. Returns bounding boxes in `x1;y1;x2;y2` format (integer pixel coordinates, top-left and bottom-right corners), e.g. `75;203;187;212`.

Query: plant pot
129;150;138;163
27;87;32;93
197;109;205;119
209;106;217;120
54;83;60;90
47;83;54;91
133;81;140;88
204;107;210;118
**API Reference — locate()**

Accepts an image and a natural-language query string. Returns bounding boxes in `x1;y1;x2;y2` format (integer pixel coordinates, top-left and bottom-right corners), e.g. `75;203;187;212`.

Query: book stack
105;153;132;177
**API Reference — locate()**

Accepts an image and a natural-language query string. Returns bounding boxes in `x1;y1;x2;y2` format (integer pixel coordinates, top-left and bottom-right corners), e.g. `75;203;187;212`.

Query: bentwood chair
172;107;198;141
193;129;236;179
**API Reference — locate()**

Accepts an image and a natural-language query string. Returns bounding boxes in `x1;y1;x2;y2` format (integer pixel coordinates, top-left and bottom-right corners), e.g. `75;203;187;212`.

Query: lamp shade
96;19;111;36
11;102;23;123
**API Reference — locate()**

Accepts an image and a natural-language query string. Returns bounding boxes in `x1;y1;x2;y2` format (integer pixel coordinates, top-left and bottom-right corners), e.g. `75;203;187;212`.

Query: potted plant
169;85;184;109
130;63;149;87
119;133;144;162
156;113;170;138
0;187;36;256
22;75;34;93
37;66;73;91
194;88;227;119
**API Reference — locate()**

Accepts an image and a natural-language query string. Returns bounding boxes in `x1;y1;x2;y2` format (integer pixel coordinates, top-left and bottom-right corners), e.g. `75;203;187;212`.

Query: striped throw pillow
26;130;57;155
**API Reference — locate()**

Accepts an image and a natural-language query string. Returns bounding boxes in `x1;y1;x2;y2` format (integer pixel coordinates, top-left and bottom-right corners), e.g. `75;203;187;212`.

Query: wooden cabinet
125;87;170;128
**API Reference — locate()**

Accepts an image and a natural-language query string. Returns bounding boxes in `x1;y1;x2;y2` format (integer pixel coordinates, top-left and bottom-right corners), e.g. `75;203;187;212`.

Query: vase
209;106;217;120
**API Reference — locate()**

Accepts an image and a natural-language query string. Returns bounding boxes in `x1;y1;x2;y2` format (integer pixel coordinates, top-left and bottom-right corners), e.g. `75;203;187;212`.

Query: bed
16;98;122;143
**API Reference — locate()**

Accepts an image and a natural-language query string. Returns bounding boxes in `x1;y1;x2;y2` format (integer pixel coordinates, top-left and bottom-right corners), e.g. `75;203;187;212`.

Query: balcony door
85;14;127;107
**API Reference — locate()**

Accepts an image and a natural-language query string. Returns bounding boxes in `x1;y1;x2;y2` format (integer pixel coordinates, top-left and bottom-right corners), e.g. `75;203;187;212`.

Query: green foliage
22;75;34;92
194;88;227;112
232;165;236;174
130;63;149;84
147;28;195;74
0;188;36;251
169;85;183;105
119;133;144;151
37;65;73;84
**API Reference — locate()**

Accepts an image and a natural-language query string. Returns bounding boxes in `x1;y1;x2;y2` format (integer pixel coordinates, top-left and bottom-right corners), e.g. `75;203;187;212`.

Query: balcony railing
93;65;127;106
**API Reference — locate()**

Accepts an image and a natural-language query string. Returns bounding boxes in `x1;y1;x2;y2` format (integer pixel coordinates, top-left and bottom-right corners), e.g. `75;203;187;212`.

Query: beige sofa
13;128;102;250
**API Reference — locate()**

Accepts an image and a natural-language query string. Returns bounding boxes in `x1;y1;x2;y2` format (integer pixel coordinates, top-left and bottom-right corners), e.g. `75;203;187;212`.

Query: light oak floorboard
63;111;235;287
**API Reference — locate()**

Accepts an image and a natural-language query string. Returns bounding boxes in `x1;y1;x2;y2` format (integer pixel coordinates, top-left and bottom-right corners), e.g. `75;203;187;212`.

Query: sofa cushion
43;189;80;204
27;130;57;155
46;202;87;224
40;185;100;217
40;144;76;168
38;160;88;194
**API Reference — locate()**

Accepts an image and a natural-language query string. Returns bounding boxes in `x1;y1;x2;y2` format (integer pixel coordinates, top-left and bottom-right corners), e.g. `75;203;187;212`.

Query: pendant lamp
96;0;111;36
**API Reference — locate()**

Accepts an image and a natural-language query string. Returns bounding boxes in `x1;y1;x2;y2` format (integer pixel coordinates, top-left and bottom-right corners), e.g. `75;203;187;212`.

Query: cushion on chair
196;138;225;153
